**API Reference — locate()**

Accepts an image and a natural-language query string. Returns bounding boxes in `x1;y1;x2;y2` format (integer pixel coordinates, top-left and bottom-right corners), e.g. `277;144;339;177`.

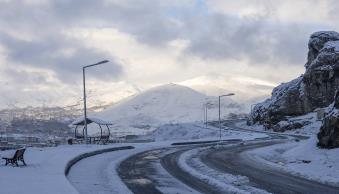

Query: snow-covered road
117;136;339;194
66;142;174;194
65;122;339;194
200;141;339;193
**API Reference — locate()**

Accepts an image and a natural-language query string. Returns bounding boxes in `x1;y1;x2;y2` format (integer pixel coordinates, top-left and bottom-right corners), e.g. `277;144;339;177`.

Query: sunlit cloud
0;0;338;109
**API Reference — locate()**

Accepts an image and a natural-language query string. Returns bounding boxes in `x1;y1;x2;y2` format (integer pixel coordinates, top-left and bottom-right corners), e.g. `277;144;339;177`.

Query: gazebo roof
71;117;113;126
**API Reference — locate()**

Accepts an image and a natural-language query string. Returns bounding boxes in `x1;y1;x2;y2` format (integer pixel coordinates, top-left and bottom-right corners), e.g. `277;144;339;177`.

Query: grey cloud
0;33;122;83
183;13;314;66
0;0;123;84
0;0;336;83
0;0;182;85
49;0;183;46
3;68;48;85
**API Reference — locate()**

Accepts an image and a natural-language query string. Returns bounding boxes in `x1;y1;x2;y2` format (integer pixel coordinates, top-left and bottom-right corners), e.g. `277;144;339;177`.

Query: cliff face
249;31;339;131
317;90;339;148
303;32;339;111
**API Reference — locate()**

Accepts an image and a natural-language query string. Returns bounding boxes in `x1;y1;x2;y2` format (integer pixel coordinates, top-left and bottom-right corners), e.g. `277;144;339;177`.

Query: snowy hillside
92;83;245;134
178;74;275;105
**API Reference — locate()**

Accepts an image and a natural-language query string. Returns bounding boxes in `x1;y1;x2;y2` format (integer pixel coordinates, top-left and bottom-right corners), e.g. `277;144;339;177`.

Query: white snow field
0;143;137;194
149;122;268;141
92;83;245;135
246;136;339;186
235;114;339;186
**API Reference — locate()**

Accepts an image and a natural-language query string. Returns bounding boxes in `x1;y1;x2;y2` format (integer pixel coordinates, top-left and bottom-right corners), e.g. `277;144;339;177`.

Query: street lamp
83;60;109;144
205;102;213;128
218;93;235;142
203;103;206;127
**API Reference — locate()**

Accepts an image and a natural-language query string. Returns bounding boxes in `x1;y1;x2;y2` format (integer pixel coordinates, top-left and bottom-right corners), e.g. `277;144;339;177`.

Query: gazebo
71;117;113;144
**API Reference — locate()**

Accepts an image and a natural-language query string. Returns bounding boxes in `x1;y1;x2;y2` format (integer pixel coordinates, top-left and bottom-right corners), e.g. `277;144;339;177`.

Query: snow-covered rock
249;31;339;131
318;90;339;148
250;76;305;128
305;31;339;69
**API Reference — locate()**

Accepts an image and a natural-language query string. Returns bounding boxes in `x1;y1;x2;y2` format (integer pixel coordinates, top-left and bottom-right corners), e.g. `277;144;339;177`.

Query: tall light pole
203;103;206;125
83;60;109;144
218;93;235;142
205;102;213;128
205;103;208;128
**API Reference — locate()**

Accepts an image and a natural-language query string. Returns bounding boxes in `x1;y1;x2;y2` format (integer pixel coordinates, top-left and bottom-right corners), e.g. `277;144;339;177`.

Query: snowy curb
177;145;268;194
65;145;134;175
171;139;241;145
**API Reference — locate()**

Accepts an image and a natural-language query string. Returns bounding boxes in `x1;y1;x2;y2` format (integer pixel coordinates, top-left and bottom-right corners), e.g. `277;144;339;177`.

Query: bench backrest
13;149;25;159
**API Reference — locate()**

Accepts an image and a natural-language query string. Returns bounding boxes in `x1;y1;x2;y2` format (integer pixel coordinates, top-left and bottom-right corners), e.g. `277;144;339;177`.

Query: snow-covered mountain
178;74;275;104
92;83;245;134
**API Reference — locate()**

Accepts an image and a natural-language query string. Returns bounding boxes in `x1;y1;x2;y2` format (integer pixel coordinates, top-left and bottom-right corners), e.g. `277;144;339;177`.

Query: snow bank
1;139;207;194
246;136;339;186
149;122;268;141
0;144;134;194
178;146;269;194
236;112;321;136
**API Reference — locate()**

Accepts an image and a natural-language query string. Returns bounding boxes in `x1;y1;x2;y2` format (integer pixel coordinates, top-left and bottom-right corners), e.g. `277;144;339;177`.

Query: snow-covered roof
71;117;113;126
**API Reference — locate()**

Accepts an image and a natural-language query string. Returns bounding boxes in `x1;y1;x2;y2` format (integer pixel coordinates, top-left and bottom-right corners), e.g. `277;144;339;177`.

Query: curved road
118;139;339;194
199;141;339;193
68;124;339;194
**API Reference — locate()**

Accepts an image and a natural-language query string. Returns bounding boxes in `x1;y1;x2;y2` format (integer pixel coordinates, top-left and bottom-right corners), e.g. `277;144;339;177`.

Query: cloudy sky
0;0;338;109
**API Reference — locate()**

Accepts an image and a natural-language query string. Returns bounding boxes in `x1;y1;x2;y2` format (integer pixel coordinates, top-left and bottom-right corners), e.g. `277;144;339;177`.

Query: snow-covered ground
67;142;174;194
0;143;150;194
246;137;339;186
237;115;339;186
0;123;267;194
148;122;268;141
236;112;322;136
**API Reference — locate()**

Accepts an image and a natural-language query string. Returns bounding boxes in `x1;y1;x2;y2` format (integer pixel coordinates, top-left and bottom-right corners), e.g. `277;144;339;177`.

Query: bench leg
22;159;26;166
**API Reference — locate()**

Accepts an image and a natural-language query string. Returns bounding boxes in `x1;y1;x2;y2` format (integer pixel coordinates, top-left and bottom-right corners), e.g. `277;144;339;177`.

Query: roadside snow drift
247;136;339;186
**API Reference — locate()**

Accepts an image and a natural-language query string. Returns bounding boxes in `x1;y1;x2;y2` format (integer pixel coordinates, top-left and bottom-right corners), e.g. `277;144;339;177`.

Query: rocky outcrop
249;77;305;128
317;91;339;148
249;31;339;131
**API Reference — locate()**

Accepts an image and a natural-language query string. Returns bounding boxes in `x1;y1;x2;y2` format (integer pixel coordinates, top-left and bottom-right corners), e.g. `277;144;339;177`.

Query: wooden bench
2;148;26;166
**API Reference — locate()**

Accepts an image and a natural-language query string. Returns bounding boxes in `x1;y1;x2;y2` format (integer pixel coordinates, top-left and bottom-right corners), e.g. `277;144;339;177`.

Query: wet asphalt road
117;144;227;194
118;136;339;194
200;141;339;194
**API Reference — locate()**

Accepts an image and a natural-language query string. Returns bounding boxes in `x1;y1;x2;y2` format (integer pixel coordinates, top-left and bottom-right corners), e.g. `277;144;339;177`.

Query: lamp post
205;102;213;128
203;103;206;126
218;93;235;142
205;103;208;128
83;60;109;144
